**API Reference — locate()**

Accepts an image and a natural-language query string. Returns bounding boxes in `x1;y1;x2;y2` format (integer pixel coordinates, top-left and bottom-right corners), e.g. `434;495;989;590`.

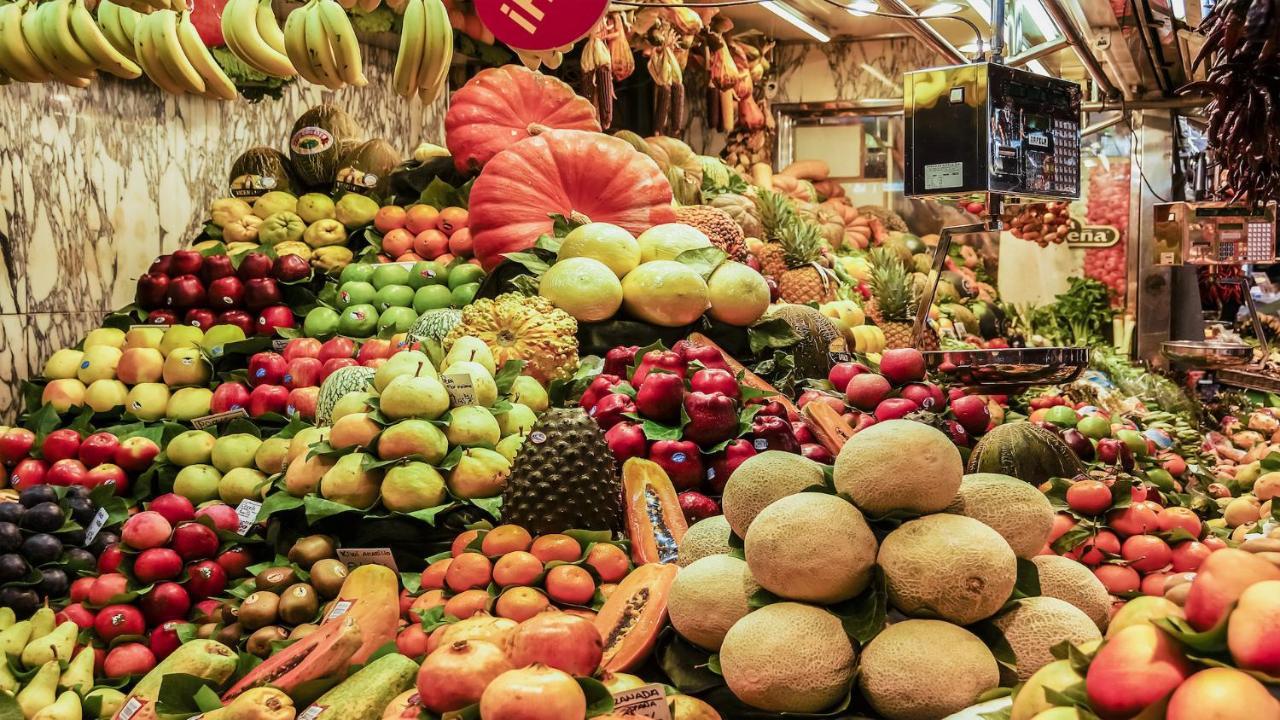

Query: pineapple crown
868;247;918;319
778;220;825;268
753;189;796;240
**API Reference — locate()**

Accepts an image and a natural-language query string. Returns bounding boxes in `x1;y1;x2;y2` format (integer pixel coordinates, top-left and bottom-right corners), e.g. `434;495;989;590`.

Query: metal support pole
1082;113;1126;138
914;197;1004;347
990;0;1007;63
1007;38;1071;67
874;0;968;65
1039;0;1123;100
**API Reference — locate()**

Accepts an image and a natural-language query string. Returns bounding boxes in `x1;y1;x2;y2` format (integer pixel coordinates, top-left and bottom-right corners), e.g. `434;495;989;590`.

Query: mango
121;640;238;718
1085;624;1192;720
1166;668;1280;720
1227;579;1280;675
1185;548;1280;631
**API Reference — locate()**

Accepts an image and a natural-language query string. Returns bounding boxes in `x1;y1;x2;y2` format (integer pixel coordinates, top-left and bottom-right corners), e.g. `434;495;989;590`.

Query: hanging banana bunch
391;0;452;102
0;0;147;87
221;0;294;78
132;8;237;97
606;10;632;82
581;24;613;127
281;0;365;89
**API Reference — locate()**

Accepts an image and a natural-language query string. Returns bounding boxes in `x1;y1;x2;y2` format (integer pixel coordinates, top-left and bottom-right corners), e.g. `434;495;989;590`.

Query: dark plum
61;528;86;547
20;502;64;532
0;503;24;525
0;522;20;553
0;553;29;581
63;548;95;573
1061;429;1095;461
2;587;39;618
18;485;58;507
65;497;95;525
88;530;119;556
36;567;69;598
64;485;89;500
21;533;62;565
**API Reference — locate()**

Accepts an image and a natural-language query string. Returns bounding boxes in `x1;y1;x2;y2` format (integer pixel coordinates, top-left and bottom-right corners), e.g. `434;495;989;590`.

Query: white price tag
611;684;672;720
441;372;477;407
297;705;326;720
234;499;262;535
84;508;109;545
272;338;291;351
924;161;963;190
335;547;398;572
191;408;250;430
324;600;354;621
117;697;145;720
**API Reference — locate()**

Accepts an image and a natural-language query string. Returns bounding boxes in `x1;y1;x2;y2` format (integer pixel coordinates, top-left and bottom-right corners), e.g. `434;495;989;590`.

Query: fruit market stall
2;1;1280;720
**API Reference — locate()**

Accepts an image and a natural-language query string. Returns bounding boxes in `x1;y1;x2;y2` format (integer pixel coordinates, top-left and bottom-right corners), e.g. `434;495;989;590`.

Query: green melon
406;308;462;345
968;422;1086;487
316;365;376;426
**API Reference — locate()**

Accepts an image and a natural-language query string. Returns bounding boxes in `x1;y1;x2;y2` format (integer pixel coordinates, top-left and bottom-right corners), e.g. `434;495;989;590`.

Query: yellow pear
0;655;16;693
444;336;496;375
0;606;15;629
85;688;125;720
17;660;59;719
0;620;32;656
29;607;55;640
32;690;81;720
22;621;77;668
203;687;293;720
59;645;95;694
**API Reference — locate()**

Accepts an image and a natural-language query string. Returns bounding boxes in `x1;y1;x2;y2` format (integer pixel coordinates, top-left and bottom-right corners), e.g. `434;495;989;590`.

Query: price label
442;372;477;406
297;705;326;720
336;547;398;572
84;508;110;545
117;698;145;720
191;408;250;430
235;499;262;535
611;684;672;720
474;0;608;51
272;338;291;351
324;600;354;621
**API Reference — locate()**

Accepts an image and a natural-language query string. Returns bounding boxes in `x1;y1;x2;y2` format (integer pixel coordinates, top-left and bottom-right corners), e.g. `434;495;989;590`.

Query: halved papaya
623;458;689;565
222;614;364;701
595;562;679;672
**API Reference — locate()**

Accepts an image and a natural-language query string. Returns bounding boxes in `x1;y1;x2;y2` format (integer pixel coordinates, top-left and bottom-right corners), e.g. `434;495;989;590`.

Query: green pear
166;430;217;466
219;468;269;506
376;420;449;464
211;433;264;472
21;621;76;667
380;375;450;420
17;660;59;719
494;434;524;463
59;646;95;694
284;453;336;497
330;392;375;423
381;462;448;512
85;688;125;720
0;654;16;693
320;453;382;508
447;448;512;499
445;406;500;448
0;620;32;656
32;689;81;720
28;608;54;643
254;437;291;474
442;361;497;407
159;325;204;356
373;351;437;393
173;465;223;505
508;376;549;412
444;336;496;375
497;403;538;437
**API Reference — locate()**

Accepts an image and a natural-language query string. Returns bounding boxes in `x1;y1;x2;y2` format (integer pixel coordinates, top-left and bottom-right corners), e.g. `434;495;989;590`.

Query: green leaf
404;501;460;526
747;587;783;610
258;492;304;520
636;417;685;441
1011;557;1042;601
1153;612;1232;654
534;234;563;254
494;360;526;396
550;213;586;238
468;495;502;520
674;247;728;280
194;685;224;712
303;495;366;524
501;251;551;277
748;316;802;355
419;178;465;209
579;676;615;717
829;566;888;644
657;632;726;694
154;673;216;715
401;572;422;594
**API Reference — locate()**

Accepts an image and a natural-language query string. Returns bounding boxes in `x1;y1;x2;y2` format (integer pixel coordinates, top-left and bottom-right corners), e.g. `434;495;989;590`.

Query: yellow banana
43;0;97;78
390;0;422;97
280;0;317;83
316;0;362;85
176;10;234;98
95;0;135;59
224;0;292;77
0;1;51;82
134;10;185;93
69;0;139;77
253;0;284;54
152;9;203;92
415;0;449;101
24;1;90;85
302;0;340;88
117;2;140;43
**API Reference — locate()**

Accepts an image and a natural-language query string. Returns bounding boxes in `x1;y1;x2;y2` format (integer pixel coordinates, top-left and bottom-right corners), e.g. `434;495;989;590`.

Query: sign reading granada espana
474;0;609;51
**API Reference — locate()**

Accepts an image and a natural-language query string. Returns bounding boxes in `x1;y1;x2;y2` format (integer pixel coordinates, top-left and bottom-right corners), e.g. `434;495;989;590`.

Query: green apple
160;325;205;356
338;304;379;337
451;283;480;308
339;263;377;285
304;307;342;339
41;379;85;413
448;264;486;290
381;375;450;420
84;380;129;413
330;391;375;423
444;336;496;375
201;325;248;356
211;433;264;473
219;467;269;505
407;261;448;289
337;281;377;309
42;349;83;380
1076;415;1111;440
378;307;418;335
508;376;548;412
1116;429;1149;457
413;285;453;314
381;462;448;512
497;403;537;437
447;448;511;499
297;193;337;224
374;285;415;311
446;406;500;447
84;327;126;350
123;326;164;350
167;430;217;466
374;350;437;392
443;361;497;407
372;264;410;290
376;420;448;463
336;193;380;229
162;347;212;387
166;388;213;421
253;190;297;218
125;383;170;421
173;464;222;504
255;437;291;474
77;345;122;384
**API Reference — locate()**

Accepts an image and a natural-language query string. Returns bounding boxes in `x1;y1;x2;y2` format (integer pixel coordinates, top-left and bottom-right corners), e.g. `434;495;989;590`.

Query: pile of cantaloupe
667;420;1114;719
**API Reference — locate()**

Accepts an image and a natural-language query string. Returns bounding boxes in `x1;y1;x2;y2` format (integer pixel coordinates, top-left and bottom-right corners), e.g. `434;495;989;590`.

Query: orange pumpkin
445;65;602;173
469;129;677;270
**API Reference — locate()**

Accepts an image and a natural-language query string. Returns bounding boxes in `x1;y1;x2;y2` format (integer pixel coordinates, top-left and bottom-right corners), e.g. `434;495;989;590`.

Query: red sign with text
474;0;608;51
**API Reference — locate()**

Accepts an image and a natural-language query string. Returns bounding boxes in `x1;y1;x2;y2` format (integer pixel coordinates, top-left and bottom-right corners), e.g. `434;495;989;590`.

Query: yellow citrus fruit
539;257;624;322
558;223;641;278
637;223;713;263
707;261;771;326
621;260;709;327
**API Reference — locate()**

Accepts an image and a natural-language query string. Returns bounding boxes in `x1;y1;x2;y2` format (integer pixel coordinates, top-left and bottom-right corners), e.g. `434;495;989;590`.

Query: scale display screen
1153;203;1278;265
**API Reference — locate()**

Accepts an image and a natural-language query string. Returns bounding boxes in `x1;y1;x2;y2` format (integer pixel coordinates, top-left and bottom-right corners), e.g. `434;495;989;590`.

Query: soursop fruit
502;408;621;534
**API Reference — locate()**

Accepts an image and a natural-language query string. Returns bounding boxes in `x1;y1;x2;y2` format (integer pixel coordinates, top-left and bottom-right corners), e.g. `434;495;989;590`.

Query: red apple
217;310;255;336
42;428;83;462
97;545;123;574
78;432;122;467
206;275;245;308
85;463;129;494
828;361;870;394
900;382;945;412
122;511;173;549
170;521;219;561
875;397;919;421
318;337;357;363
149;493;196;525
248;384;289;417
590;392;635;430
283;337;322;362
184;308;217;331
797;390;846;416
284;357;323;390
195;503;238;532
0;427;36;465
879;348;927;386
185;559;228;599
633;372;683;423
243;278;281;311
46;458;88;486
706;439;756;494
210;382;251;414
604;422;648;464
951;394;993;435
272;254;311;283
149;620;184;660
321;357;358;380
169;249;204;276
88;572;128;605
287;387;319;420
256;305;295;335
104;644;155;679
136;272;171;309
134;548;183;584
57;602;95;630
165;275;206;310
845;373;892;411
95;604;146;643
648;440;703;491
356;339;394;363
114;436;160;473
8;458;48;490
248;352;288;387
147;310;178;325
801;443;835;464
690;368;740;400
149;255;173;275
237;252;273;280
201;254;236;283
215;546;253;577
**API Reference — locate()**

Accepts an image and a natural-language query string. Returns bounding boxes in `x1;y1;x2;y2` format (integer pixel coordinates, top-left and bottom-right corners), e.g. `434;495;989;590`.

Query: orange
545;565;596;606
482;525;534;556
382;228;415;257
420;559;451;590
374;206;407;234
443;589;491;620
492;551;543;588
584;543;629;583
530;534;582;564
413;230;449;259
396;252;424;263
445;552;492;592
405;205;440;235
451;529;480;557
410;589;446;614
495;587;550;622
438;207;469;235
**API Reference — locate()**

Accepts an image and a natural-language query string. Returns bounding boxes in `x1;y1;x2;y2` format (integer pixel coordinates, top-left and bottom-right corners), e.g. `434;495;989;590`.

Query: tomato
190;0;228;47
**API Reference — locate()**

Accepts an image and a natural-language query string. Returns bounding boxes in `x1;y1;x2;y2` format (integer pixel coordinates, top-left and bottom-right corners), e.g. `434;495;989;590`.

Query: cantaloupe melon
947;473;1054;559
992;597;1101;683
719;602;855;713
858;619;999;720
878;514;1016;625
833;420;962;516
744;493;877;604
721;451;824;538
678;515;732;567
667;554;756;651
1032;555;1111;631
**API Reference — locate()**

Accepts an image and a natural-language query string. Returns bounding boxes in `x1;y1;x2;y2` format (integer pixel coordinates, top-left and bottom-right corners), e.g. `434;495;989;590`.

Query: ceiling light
964;0;993;21
762;1;832;41
1025;0;1061;39
844;0;879;16
1026;59;1050;75
920;2;963;16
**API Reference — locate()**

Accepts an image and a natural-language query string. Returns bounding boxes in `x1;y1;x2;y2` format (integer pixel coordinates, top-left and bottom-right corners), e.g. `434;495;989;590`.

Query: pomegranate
505;612;603;677
431;614;518;655
479;665;586;720
416;640;513;713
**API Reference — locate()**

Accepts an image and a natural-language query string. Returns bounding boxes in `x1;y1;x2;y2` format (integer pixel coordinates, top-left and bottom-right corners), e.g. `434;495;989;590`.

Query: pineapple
753;189;795;280
776;221;837;304
866;248;939;350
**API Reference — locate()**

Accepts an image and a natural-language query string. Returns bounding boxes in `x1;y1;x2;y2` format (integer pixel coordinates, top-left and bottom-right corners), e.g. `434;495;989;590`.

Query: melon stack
670;420;1111;719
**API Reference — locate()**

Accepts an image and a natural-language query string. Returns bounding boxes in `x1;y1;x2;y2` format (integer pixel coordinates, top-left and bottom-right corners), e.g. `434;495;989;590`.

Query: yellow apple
125;383;170;421
42;379;86;412
162;348;211;387
76;346;122;384
83;328;126;350
117;348;165;385
41;349;83;380
124;326;165;350
85;380;129;413
159;326;204;356
166;387;212;420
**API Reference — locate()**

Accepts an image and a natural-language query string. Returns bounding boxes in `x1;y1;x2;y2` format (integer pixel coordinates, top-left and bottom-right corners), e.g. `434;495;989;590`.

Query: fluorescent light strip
1026;59;1049;75
965;0;993;21
762;1;832;41
845;0;878;15
1025;0;1061;39
920;2;963;16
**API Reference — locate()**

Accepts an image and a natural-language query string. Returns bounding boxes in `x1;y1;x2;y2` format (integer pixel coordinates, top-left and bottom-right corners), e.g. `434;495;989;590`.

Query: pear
445;406;501;447
17;661;59;719
32;690;81;720
85;688;126;720
379;375;450;420
28;608;54;641
0;654;16;693
0;620;32;656
21;622;77;668
509;375;549;412
373;350;437;393
497;403;538;436
59;645;95;694
330;392;375;424
0;606;15;629
442;361;497;407
444;336;496;375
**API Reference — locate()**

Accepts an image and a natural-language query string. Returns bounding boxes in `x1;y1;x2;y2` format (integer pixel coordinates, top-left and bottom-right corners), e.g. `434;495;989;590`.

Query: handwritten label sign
84;508;110;545
191;408;250;430
474;0;608;51
336;547;398;572
611;684;672;720
235;499;262;535
442;372;477;407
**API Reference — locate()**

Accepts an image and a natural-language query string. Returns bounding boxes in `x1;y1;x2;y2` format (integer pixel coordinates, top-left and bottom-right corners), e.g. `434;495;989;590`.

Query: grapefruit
558;223;641;278
620;261;709;327
637;223;712;263
539;257;623;322
706;261;771;326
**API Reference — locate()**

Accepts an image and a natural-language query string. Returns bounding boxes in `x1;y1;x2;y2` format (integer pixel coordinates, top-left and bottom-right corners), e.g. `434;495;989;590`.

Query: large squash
445;65;602;173
469;129;677;270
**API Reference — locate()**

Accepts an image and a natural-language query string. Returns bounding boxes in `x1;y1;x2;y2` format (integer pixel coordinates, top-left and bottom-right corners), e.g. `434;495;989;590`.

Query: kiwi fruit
239;591;281;630
246;626;289;658
288;535;337;567
279;583;320;625
310;559;348;598
196;623;217;639
216;622;244;645
255;566;300;593
289;623;319;641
